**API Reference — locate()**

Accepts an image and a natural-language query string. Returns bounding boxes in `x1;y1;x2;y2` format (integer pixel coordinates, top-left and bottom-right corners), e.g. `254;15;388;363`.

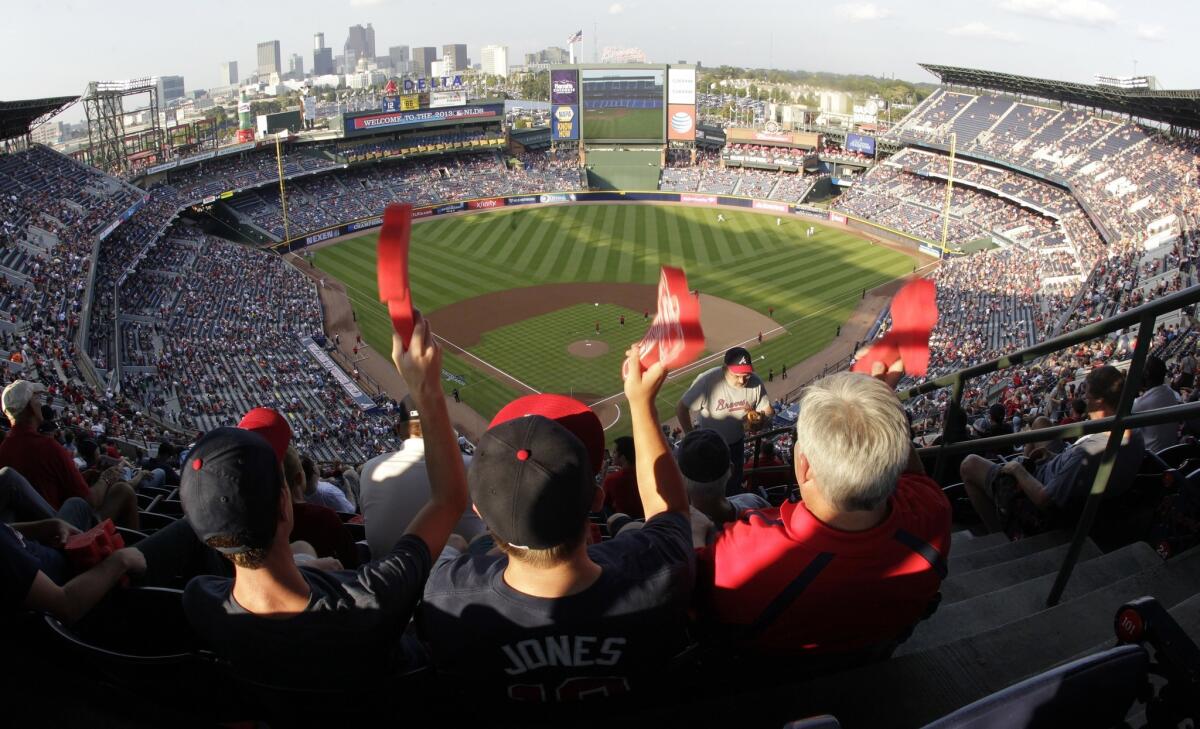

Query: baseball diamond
313;204;916;435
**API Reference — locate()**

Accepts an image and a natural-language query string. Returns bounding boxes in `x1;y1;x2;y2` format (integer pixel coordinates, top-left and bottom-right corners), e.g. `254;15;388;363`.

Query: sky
2;0;1195;116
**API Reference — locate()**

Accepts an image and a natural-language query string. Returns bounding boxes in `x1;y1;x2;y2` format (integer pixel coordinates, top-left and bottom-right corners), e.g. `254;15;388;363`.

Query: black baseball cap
724;347;754;374
676;428;731;483
180;427;282;554
469;415;594;550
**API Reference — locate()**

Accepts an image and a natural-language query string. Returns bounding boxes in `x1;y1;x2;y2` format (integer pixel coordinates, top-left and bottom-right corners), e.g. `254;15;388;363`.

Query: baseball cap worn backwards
3;379;45;418
469;415;594;550
489;394;604;475
724;347;754;375
180;427;281;554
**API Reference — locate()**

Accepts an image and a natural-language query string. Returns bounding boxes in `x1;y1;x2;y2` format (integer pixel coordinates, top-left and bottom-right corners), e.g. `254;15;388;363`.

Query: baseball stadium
2;22;1200;729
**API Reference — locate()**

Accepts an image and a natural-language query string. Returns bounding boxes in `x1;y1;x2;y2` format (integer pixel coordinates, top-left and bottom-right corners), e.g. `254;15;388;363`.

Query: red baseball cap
237;407;292;463
724;347;754;375
489;394;604;475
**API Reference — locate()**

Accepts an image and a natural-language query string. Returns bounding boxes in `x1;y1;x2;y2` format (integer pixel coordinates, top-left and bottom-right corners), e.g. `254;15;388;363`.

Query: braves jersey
679;367;769;445
419;511;694;702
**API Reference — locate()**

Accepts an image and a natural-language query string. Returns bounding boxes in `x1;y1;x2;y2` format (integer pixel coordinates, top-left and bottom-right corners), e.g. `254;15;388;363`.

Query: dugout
584;148;662;191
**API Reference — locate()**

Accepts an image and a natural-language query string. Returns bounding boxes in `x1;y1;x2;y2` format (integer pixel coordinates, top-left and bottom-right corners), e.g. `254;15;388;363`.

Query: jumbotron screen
581;68;666;142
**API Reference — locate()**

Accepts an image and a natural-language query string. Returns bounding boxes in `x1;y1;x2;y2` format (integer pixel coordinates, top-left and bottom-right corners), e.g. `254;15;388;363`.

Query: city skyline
2;1;1195;104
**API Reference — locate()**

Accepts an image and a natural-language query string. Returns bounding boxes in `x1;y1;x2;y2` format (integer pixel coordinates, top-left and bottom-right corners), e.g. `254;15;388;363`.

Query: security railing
745;281;1200;608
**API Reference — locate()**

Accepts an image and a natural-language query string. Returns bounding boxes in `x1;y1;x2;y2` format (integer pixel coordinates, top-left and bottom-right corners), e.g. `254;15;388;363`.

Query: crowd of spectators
887;88;1200;255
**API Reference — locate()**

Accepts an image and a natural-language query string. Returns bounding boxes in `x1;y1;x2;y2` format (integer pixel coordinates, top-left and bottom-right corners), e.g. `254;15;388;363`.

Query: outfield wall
273;191;942;259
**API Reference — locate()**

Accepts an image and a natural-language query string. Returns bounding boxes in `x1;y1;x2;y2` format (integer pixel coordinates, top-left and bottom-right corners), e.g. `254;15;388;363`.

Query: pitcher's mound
568;340;609;358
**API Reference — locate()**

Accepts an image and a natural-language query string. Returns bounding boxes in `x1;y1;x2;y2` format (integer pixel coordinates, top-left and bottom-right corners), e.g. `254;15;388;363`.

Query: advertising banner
467;198;506;210
846;132;876;156
506;195;540;206
538;193;576;204
401;94;419;111
381;97;401;113
552;104;579;141
412;207;434;219
679;194;717;205
667;104;696;141
301;338;376;410
550;69;579;105
430;90;467;108
435;202;466;215
829;212;848;224
344;104;503;136
752;200;789;213
667;67;696;105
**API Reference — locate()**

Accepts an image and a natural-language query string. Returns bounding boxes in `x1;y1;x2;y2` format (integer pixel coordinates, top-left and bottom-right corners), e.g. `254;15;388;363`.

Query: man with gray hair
695;368;950;659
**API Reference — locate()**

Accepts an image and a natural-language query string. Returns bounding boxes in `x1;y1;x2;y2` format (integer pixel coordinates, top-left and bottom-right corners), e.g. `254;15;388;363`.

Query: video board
580;67;666;143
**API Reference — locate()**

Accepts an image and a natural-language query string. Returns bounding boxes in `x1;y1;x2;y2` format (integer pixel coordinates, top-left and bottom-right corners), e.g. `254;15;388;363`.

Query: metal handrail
901;281;1200;607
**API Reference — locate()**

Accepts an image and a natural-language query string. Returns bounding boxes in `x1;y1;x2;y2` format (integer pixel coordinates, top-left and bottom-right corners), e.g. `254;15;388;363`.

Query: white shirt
679;367;769;445
1132;384;1182;453
359;438;483;559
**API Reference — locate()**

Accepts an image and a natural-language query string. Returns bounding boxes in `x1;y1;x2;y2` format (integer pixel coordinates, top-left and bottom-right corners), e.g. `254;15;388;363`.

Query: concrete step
948;529;1070;574
948;530;1008;557
900;542;1162;656
942;540;1103;604
691;546;1200;729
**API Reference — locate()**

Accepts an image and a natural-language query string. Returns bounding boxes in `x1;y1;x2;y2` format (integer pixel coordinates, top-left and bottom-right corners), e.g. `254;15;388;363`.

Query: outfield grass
582;107;664;141
313;205;915;435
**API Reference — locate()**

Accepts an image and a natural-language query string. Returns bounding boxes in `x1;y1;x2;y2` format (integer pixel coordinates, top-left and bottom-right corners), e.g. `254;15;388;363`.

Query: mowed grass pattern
313;205;915;433
471;303;656;400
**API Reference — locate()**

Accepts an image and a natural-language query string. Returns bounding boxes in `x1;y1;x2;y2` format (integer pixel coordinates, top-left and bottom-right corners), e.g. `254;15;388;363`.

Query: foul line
432;332;542;395
584;267;937;410
602;404;622;431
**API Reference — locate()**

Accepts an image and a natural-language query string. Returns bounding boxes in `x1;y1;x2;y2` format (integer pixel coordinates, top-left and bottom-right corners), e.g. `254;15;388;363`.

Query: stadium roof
920;64;1200;131
0;96;78;141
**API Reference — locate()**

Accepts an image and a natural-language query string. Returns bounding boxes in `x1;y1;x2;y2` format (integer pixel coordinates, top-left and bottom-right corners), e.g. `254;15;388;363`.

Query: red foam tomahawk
377;203;415;350
623;266;705;377
851;278;939;377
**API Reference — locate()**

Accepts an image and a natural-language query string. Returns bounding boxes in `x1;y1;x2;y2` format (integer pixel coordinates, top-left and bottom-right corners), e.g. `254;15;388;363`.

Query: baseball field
312;204;915;435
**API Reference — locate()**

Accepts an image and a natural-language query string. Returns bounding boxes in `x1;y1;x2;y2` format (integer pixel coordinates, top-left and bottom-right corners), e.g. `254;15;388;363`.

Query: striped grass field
313;205;915;435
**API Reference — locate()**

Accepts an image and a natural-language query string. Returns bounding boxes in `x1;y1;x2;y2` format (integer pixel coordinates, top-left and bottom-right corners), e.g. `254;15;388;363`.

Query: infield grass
313;205;915;436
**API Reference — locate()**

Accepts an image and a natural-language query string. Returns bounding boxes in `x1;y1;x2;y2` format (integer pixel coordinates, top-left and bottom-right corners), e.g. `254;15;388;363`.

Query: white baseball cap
2;380;46;418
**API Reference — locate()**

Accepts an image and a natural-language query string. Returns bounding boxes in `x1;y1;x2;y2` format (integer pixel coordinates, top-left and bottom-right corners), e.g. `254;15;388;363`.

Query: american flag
567;29;583;44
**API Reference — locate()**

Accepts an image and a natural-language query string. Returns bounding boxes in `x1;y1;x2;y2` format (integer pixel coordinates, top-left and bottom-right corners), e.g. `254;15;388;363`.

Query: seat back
783;717;843;729
921;644;1148;729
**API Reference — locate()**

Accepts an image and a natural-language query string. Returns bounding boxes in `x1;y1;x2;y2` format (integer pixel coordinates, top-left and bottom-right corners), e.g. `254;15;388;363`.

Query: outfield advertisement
467;198;506;210
846;132;876;156
752;200;789;213
667;67;696;105
550;69;579;105
552;104;579;141
667;104;696;141
343;103;504;136
829;212;848;224
679;194;718;205
430;90;467;108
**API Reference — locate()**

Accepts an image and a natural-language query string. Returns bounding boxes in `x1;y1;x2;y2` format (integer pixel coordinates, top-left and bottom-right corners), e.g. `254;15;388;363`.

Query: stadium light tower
939;131;957;254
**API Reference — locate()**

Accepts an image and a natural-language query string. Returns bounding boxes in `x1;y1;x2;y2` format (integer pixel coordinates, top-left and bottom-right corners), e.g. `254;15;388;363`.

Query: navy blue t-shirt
419;511;695;703
1;525;40;614
183;534;431;688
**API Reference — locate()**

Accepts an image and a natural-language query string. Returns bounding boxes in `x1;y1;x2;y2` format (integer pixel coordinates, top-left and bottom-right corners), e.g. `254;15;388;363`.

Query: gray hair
683;466;731;506
795;372;910;511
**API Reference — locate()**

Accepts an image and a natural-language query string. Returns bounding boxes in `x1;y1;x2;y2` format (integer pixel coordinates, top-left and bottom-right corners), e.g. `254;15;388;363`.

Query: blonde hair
493;527;587;568
795;372;910;511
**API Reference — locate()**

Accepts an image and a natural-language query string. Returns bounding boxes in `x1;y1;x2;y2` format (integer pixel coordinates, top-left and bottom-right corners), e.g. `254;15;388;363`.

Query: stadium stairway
656;531;1200;728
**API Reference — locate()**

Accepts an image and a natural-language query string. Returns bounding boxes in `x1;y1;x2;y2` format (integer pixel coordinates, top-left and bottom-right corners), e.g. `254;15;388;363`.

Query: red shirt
290;502;360;568
602;468;643;519
697;472;951;656
0;424;91;509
